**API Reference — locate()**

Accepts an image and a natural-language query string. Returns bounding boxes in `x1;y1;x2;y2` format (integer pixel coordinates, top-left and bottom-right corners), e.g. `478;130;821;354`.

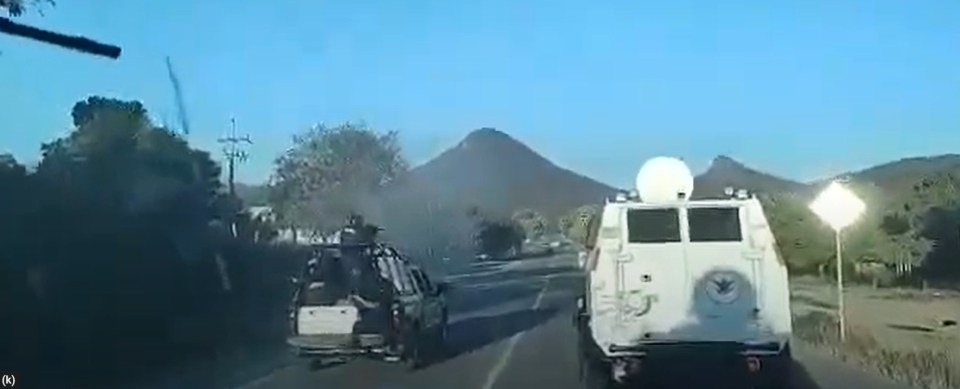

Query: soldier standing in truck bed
339;214;401;350
583;212;601;270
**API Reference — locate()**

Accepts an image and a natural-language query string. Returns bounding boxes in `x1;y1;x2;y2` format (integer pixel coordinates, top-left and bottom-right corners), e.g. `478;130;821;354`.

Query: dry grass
794;310;960;389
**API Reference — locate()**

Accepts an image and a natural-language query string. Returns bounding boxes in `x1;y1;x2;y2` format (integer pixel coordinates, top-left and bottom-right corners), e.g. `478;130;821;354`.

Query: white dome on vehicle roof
635;156;694;204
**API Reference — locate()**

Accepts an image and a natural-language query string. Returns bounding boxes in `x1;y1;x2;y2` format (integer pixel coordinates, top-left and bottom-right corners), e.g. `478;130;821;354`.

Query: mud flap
576;316;613;389
752;343;793;389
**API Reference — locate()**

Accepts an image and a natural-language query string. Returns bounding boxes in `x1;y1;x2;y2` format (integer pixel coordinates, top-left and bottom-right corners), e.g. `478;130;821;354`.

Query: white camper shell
576;157;793;388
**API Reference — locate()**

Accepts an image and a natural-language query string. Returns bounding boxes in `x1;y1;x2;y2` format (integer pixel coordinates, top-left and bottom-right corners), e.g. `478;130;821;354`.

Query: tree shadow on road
435;307;559;364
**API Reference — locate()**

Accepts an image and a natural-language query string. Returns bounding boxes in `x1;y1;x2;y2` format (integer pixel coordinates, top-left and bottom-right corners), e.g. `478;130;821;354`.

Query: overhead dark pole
0;16;121;59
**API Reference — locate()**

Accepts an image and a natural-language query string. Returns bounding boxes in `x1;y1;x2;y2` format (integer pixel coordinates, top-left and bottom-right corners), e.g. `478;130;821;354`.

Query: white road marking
478;277;552;389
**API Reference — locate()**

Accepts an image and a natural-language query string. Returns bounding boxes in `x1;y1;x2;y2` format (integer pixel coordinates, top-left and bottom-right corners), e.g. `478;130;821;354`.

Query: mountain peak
707;155;746;173
466;127;508;138
402;128;616;219
460;127;516;147
694;155;807;199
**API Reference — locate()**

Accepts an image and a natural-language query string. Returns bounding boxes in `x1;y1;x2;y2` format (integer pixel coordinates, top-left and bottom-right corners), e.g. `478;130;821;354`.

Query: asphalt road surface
225;253;914;389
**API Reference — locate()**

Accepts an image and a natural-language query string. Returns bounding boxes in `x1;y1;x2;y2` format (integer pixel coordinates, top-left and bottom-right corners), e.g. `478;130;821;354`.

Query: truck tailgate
297;305;359;335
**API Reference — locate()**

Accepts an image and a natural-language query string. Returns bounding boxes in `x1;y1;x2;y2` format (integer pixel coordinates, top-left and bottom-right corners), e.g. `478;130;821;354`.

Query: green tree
269;122;408;233
761;193;833;274
900;173;960;279
36;96;219;220
1;0;53;16
512;208;547;240
0;95;309;388
460;206;522;257
762;180;924;281
557;214;574;237
563;204;601;246
474;218;525;257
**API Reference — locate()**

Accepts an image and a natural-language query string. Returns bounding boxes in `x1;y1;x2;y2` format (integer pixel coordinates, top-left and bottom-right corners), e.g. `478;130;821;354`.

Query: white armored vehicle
575;157;793;388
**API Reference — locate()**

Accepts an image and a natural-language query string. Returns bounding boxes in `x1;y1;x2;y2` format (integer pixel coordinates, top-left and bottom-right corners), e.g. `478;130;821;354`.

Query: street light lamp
809;181;866;342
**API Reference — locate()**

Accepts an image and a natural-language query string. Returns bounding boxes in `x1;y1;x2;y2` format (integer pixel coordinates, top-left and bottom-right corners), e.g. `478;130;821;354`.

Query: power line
218;118;252;197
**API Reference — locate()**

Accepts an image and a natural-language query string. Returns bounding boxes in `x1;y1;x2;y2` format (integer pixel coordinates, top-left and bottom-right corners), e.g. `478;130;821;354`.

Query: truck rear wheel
432;311;449;357
402;325;425;371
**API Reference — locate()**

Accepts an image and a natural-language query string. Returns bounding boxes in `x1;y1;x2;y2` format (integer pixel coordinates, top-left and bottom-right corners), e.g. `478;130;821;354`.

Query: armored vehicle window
626;208;681;243
688;207;742;242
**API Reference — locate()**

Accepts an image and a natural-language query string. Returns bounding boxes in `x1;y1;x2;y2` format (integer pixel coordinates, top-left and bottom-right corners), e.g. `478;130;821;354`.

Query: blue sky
3;0;960;188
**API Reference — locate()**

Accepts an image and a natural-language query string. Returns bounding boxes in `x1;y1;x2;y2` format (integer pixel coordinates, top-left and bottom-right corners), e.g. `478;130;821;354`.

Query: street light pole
810;180;864;344
835;230;845;342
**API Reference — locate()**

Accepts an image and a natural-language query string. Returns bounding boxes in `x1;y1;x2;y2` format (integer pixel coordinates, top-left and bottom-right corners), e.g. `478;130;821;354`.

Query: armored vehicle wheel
577;323;627;388
581;357;633;389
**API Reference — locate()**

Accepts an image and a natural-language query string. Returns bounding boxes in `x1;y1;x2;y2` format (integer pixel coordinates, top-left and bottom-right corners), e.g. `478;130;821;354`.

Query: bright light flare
809;181;866;231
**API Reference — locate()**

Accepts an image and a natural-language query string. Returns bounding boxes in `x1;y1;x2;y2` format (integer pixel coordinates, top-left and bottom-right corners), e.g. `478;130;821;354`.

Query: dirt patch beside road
790;276;960;389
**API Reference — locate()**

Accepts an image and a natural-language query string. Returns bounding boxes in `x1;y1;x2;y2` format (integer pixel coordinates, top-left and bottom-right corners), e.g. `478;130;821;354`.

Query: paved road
230;254;913;389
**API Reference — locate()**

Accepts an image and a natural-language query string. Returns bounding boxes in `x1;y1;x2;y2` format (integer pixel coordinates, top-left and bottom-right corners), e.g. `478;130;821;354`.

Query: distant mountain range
692;153;960;200
238;127;960;218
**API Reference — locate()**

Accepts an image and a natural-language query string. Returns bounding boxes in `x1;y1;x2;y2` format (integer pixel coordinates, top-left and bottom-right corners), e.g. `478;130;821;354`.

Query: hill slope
689;154;960;200
392;127;618;219
692;155;810;199
846;154;960;190
370;127;617;268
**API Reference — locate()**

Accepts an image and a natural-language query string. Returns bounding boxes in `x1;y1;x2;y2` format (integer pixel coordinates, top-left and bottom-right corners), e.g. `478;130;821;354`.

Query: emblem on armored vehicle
702;270;744;304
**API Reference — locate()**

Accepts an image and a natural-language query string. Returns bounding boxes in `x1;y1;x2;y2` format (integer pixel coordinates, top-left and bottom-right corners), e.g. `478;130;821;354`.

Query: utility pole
218;118;252;197
218;118;252;241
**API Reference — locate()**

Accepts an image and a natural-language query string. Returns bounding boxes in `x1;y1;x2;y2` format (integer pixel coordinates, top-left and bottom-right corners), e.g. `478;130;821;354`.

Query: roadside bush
470;214;525;257
0;96;305;388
